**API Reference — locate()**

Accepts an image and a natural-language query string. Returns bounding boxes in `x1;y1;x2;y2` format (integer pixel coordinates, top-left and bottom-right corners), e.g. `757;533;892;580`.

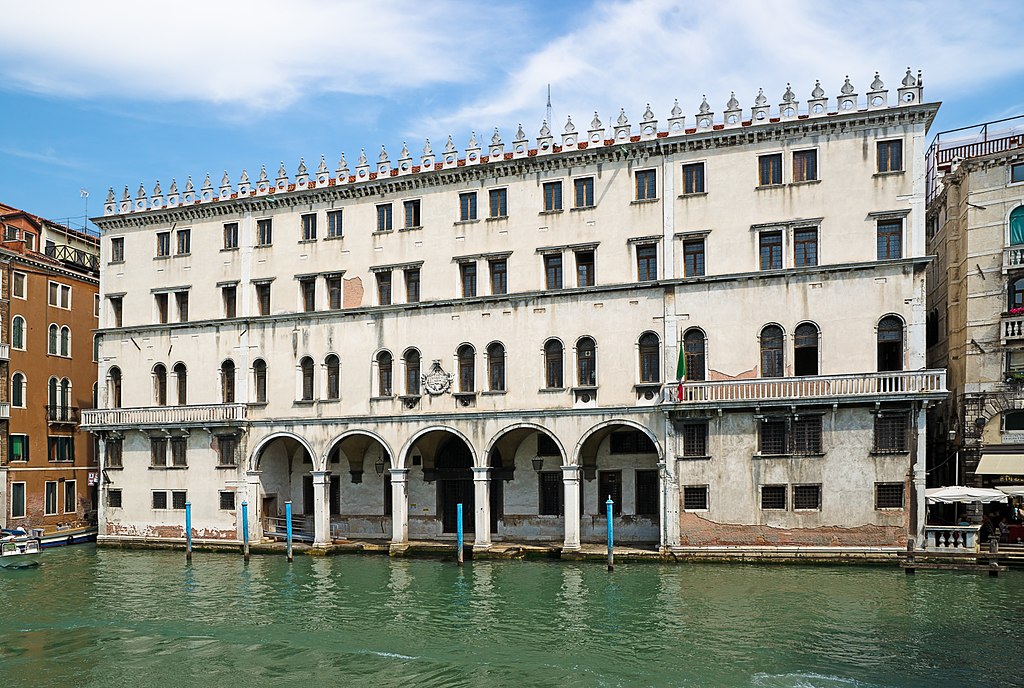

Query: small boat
0;531;42;568
38;525;97;548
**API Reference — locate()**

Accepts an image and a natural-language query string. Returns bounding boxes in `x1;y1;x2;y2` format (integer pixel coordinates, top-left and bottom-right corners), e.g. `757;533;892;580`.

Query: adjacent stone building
84;70;945;555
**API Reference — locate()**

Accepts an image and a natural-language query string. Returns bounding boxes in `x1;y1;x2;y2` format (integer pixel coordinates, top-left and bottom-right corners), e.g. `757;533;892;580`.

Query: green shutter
1011;207;1024;246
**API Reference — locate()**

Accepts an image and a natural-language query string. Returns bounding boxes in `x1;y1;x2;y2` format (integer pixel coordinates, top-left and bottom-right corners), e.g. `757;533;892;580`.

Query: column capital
311;470;331;484
389;467;410;482
471;466;491;480
561;464;581;479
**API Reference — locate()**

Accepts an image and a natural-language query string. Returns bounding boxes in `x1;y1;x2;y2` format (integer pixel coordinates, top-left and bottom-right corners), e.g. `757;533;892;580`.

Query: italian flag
676;345;686;399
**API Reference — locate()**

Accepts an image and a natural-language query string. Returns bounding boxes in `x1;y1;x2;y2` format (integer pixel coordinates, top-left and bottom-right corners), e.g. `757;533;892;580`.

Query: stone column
94;437;106;536
246;470;263;540
660;460;681;551
311;470;331;547
390;468;409;545
472;466;492;550
912;406;928;546
562;465;582;551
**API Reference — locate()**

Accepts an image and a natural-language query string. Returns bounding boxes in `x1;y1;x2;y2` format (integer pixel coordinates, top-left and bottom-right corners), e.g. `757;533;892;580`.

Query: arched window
683;329;706;381
403;349;420;396
48;376;58;409
221;360;236;403
638;332;660;383
93;334;99;362
377;351;393;397
59;326;71;357
108;367;122;408
60;378;71;410
544;339;564;389
760;325;784;378
576;336;596;386
1010;206;1024;246
11;372;25;408
173;363;187;405
299;356;314;401
325;354;340;400
487;342;506;391
253;359;267;403
12;316;25;350
457;344;475;392
153;364;167;406
794;322;820;376
48;324;58;354
1010;276;1024;311
877;316;904;372
92;382;98;408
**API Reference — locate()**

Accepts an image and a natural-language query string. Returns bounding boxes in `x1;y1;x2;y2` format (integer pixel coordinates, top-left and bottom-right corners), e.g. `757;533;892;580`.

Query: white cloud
0;0;512;109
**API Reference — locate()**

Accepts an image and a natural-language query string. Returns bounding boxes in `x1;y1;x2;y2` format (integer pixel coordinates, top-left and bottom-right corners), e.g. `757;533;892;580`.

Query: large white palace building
84;70;946;554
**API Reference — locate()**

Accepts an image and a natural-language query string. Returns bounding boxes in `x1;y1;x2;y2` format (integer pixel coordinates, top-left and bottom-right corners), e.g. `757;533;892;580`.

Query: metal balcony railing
43;244;99;273
46;405;80;424
81;403;247;429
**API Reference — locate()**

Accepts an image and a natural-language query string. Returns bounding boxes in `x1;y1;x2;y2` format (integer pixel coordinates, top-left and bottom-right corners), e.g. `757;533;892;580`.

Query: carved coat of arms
422;360;453;396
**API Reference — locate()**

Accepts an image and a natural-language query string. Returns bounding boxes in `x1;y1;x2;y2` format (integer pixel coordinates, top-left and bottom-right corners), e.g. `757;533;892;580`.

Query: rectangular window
682;162;706;195
376;203;393;232
792;417;823;455
48;436;74;462
760;485;787;510
637;244;658;281
544;254;563;290
12;271;26;299
875;482;905;509
874;413;908;452
219;491;236;511
172;491;187;510
255;283;271;316
574;177;595;208
489;259;508;295
575;250;595;287
48;281;72;309
1012;162;1024;184
151;437;167;467
155;293;169;324
175;291;189;322
683;238;705;277
598;471;622;516
327;209;344;238
223;222;238;249
877;220;902;260
403;199;421;229
45;481;58;515
635;469;659;517
405;268;420;303
301;213;317;241
152;491;168;509
793;484;821;510
176;228;191;254
489;188;508;218
326;275;342;309
683;485;708;511
759;231;783;270
300;277;316;312
538;472;563;516
759;419;789;455
222;285;237;318
376;271;392;305
9;434;28;462
110;296;123;327
111;237;125;262
459;192;477;222
106;439;122;468
107;489;122;508
635;169;657;200
64;480;77;514
877;140;903;173
217;436;238;466
460;262;477;298
682;422;708;458
758;153;783;186
543;181;562;212
257;218;273;246
11;482;26;518
793;150;818;182
156;231;171;257
793;228;818;267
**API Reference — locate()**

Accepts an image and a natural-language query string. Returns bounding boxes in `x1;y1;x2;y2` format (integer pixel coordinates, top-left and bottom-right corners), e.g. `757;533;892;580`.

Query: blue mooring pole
285;500;294;563
241;501;250;563
606;496;614;572
456;503;464;566
185;501;193;563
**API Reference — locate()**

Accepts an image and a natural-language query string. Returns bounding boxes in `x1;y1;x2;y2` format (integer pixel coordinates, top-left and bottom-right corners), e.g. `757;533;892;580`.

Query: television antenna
80;188;89;231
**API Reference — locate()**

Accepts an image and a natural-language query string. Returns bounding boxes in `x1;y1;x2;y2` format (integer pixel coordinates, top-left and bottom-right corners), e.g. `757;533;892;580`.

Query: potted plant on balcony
1005;370;1024;384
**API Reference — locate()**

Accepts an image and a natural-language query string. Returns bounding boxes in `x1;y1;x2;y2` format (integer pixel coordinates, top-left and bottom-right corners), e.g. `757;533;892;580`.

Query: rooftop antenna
80;188;89;232
546;83;552;127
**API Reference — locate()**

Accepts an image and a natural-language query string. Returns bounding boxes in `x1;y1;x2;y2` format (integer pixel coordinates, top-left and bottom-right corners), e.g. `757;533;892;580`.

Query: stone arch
398;424;478;469
322;428;394;468
484;421;568;467
573;418;664;466
249;431;319;471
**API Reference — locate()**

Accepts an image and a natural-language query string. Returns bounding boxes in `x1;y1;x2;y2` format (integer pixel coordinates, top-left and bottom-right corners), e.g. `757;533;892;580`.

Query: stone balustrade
924;525;981;551
81;403;247;430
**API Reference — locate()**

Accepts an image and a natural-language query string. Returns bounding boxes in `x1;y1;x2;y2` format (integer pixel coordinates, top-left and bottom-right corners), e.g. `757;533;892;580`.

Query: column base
472;543;492;553
561;544;582;553
389;543;410;556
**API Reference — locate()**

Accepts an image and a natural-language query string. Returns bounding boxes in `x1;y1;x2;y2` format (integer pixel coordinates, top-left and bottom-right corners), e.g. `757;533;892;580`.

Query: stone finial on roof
811;80;825;99
153;180;163;197
808;80;828;116
169;179;179;194
356;149;370;179
336;153;350;182
296;158;310;187
421;139;435;168
588;111;606;146
297;158;307;175
491;128;502;145
613;109;630;140
466;131;482;165
837;76;858;111
221;170;231;187
561;116;578;150
121;186;131;202
136;182;146;199
537;120;554;153
726;92;739;110
135;182;147;211
698;96;711;115
563;116;576;134
377;146;390;176
781;84;796;103
183;175;196;202
399;142;410;159
106;187;116;203
897;67;923;106
167;178;179;205
752;87;770;121
724;92;742;127
616;108;629;126
357;149;367;166
489;128;505;158
315;156;329;184
150;180;164;208
539;120;551;137
696;96;713;130
902;67;916;87
867;71;888;109
512;124;528;158
779;84;799;119
237;169;251;195
668;100;685;134
200;173;213;201
468;131;479;149
316;156;328;175
378;146;389;163
275;162;288;188
840;76;855;95
515;123;527;141
671;99;682;117
640;105;657;139
119;185;131;213
442;135;458;167
444;135;456;154
754;88;767;106
870;72;884;91
240;169;250;184
642;103;655;121
591;112;602;130
397;142;413;175
104;186;117;215
184;176;195;193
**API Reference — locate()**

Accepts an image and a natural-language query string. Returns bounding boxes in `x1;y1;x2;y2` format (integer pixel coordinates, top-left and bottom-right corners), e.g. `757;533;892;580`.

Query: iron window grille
682;422;708;457
683;485;708;511
875;482;905;509
792;484;821;510
760;485;787;510
874;413;908;452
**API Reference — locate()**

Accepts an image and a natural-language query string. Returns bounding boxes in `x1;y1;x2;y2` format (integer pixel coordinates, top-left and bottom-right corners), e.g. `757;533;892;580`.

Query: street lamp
375;456;386;475
531;457;544;472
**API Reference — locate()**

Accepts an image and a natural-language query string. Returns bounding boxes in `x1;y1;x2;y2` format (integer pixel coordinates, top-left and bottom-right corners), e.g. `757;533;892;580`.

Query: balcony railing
81;403;247;429
1004;247;1024;272
44;243;99;273
664;369;946;406
0;403;9;420
1002;315;1024;342
46;405;80;424
0;343;8;361
924;525;980;552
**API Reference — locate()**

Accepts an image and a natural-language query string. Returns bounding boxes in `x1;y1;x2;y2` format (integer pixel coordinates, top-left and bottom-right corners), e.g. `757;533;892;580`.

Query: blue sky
2;0;1023;231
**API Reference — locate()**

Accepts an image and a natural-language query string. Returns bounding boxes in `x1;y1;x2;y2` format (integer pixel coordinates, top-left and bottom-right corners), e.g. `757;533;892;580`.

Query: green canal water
0;546;1021;687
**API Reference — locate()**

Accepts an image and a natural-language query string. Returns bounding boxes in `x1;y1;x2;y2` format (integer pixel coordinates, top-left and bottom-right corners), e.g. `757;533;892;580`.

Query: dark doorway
302;475;314;515
877;316;904;372
436;438;475;533
489;450;504;534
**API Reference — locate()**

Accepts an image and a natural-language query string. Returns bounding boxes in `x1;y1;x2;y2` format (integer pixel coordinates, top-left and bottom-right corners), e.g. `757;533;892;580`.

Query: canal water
0;547;1020;687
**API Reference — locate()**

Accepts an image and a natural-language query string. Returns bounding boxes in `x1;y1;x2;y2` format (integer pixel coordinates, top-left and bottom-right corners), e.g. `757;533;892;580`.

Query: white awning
975;453;1024;476
925;486;1008;504
996;485;1024;497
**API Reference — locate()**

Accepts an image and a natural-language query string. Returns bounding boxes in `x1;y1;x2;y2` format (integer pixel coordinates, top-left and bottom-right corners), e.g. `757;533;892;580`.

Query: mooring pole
185;501;193;563
989;538;1000;577
285;500;294;563
606;496;614;572
241;501;250;563
905;537;915;575
457;503;464;566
